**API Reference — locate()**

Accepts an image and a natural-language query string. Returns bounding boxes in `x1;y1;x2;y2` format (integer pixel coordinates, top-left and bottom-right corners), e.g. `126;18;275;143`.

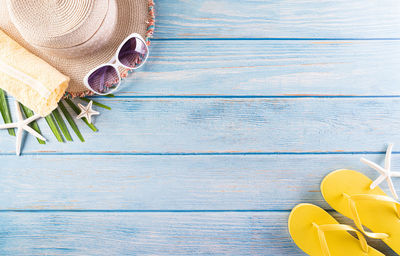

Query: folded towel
0;30;69;117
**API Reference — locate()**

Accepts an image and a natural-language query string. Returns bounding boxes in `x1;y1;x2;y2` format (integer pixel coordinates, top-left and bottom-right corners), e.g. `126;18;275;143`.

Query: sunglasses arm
107;55;117;64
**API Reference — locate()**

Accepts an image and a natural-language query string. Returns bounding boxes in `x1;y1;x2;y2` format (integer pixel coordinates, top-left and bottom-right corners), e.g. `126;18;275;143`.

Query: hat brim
0;0;154;96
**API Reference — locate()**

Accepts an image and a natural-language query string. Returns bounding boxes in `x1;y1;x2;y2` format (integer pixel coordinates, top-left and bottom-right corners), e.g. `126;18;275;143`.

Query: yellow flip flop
288;203;383;256
321;169;400;254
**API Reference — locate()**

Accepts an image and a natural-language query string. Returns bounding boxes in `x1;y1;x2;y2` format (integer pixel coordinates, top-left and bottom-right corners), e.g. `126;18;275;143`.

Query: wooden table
1;1;399;255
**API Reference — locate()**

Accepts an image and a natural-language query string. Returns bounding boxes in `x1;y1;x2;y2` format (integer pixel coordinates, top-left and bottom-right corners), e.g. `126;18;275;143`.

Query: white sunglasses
83;33;150;95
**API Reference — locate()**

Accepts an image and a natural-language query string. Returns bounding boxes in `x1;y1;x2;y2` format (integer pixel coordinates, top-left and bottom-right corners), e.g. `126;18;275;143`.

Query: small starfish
361;143;400;199
0;101;46;155
76;100;99;124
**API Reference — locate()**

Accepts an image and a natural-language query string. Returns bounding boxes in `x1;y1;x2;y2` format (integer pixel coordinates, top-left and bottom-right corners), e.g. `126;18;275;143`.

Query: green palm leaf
52;108;72;141
64;99;98;132
80;98;111;110
45;114;64;142
0;89;15;136
58;101;85;142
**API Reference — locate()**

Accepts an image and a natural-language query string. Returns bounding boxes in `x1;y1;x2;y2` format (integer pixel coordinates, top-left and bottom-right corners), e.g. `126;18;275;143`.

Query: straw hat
0;0;155;96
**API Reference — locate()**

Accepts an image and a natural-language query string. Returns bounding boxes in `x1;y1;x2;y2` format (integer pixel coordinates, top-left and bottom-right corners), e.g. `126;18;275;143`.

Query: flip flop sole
288;203;383;256
321;169;400;254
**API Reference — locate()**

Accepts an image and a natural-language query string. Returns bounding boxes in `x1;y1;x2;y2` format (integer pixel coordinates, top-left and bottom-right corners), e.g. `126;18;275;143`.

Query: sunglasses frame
83;33;149;95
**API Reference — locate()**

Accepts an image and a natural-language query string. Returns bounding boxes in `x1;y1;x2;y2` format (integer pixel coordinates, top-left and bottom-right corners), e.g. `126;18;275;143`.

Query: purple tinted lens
87;65;119;94
118;37;148;68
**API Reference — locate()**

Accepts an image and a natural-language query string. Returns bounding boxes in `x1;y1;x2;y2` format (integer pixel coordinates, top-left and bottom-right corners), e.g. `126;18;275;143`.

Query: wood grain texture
2;0;400;255
0;154;398;211
0;212;300;256
118;40;400;96
155;0;400;39
0;98;399;153
0;211;395;256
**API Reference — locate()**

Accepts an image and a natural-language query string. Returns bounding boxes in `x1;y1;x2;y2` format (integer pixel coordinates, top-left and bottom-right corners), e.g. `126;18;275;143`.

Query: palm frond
45;114;64;142
0;89;15;136
64;99;98;132
52;108;72;141
80;97;111;110
58;101;85;142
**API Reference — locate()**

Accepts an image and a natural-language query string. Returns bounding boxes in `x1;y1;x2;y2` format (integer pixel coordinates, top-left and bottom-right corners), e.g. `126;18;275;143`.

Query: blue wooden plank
3;1;400;255
155;0;400;39
118;40;400;96
0;211;394;255
0;98;399;153
0;154;398;211
0;212;297;255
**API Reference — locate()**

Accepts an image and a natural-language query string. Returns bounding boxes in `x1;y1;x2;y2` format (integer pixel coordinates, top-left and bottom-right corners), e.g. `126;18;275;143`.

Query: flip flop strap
344;193;400;239
313;223;369;256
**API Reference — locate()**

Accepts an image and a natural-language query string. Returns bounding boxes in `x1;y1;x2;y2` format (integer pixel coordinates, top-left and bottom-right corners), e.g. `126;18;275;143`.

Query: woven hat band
7;0;117;57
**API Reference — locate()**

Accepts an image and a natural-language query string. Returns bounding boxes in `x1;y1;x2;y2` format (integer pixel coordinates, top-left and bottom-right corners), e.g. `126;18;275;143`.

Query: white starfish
361;143;400;199
76;100;99;124
0;101;46;155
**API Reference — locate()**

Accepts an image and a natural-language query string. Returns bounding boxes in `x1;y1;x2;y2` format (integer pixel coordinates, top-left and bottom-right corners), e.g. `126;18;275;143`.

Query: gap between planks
153;38;400;41
94;95;400;99
0;209;294;213
0;151;395;156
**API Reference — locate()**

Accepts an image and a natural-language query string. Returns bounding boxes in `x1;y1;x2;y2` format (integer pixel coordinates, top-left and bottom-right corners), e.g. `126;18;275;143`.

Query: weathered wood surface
155;0;400;39
1;0;399;255
0;212;305;255
0;154;398;211
121;40;400;96
1;98;400;153
0;212;394;256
